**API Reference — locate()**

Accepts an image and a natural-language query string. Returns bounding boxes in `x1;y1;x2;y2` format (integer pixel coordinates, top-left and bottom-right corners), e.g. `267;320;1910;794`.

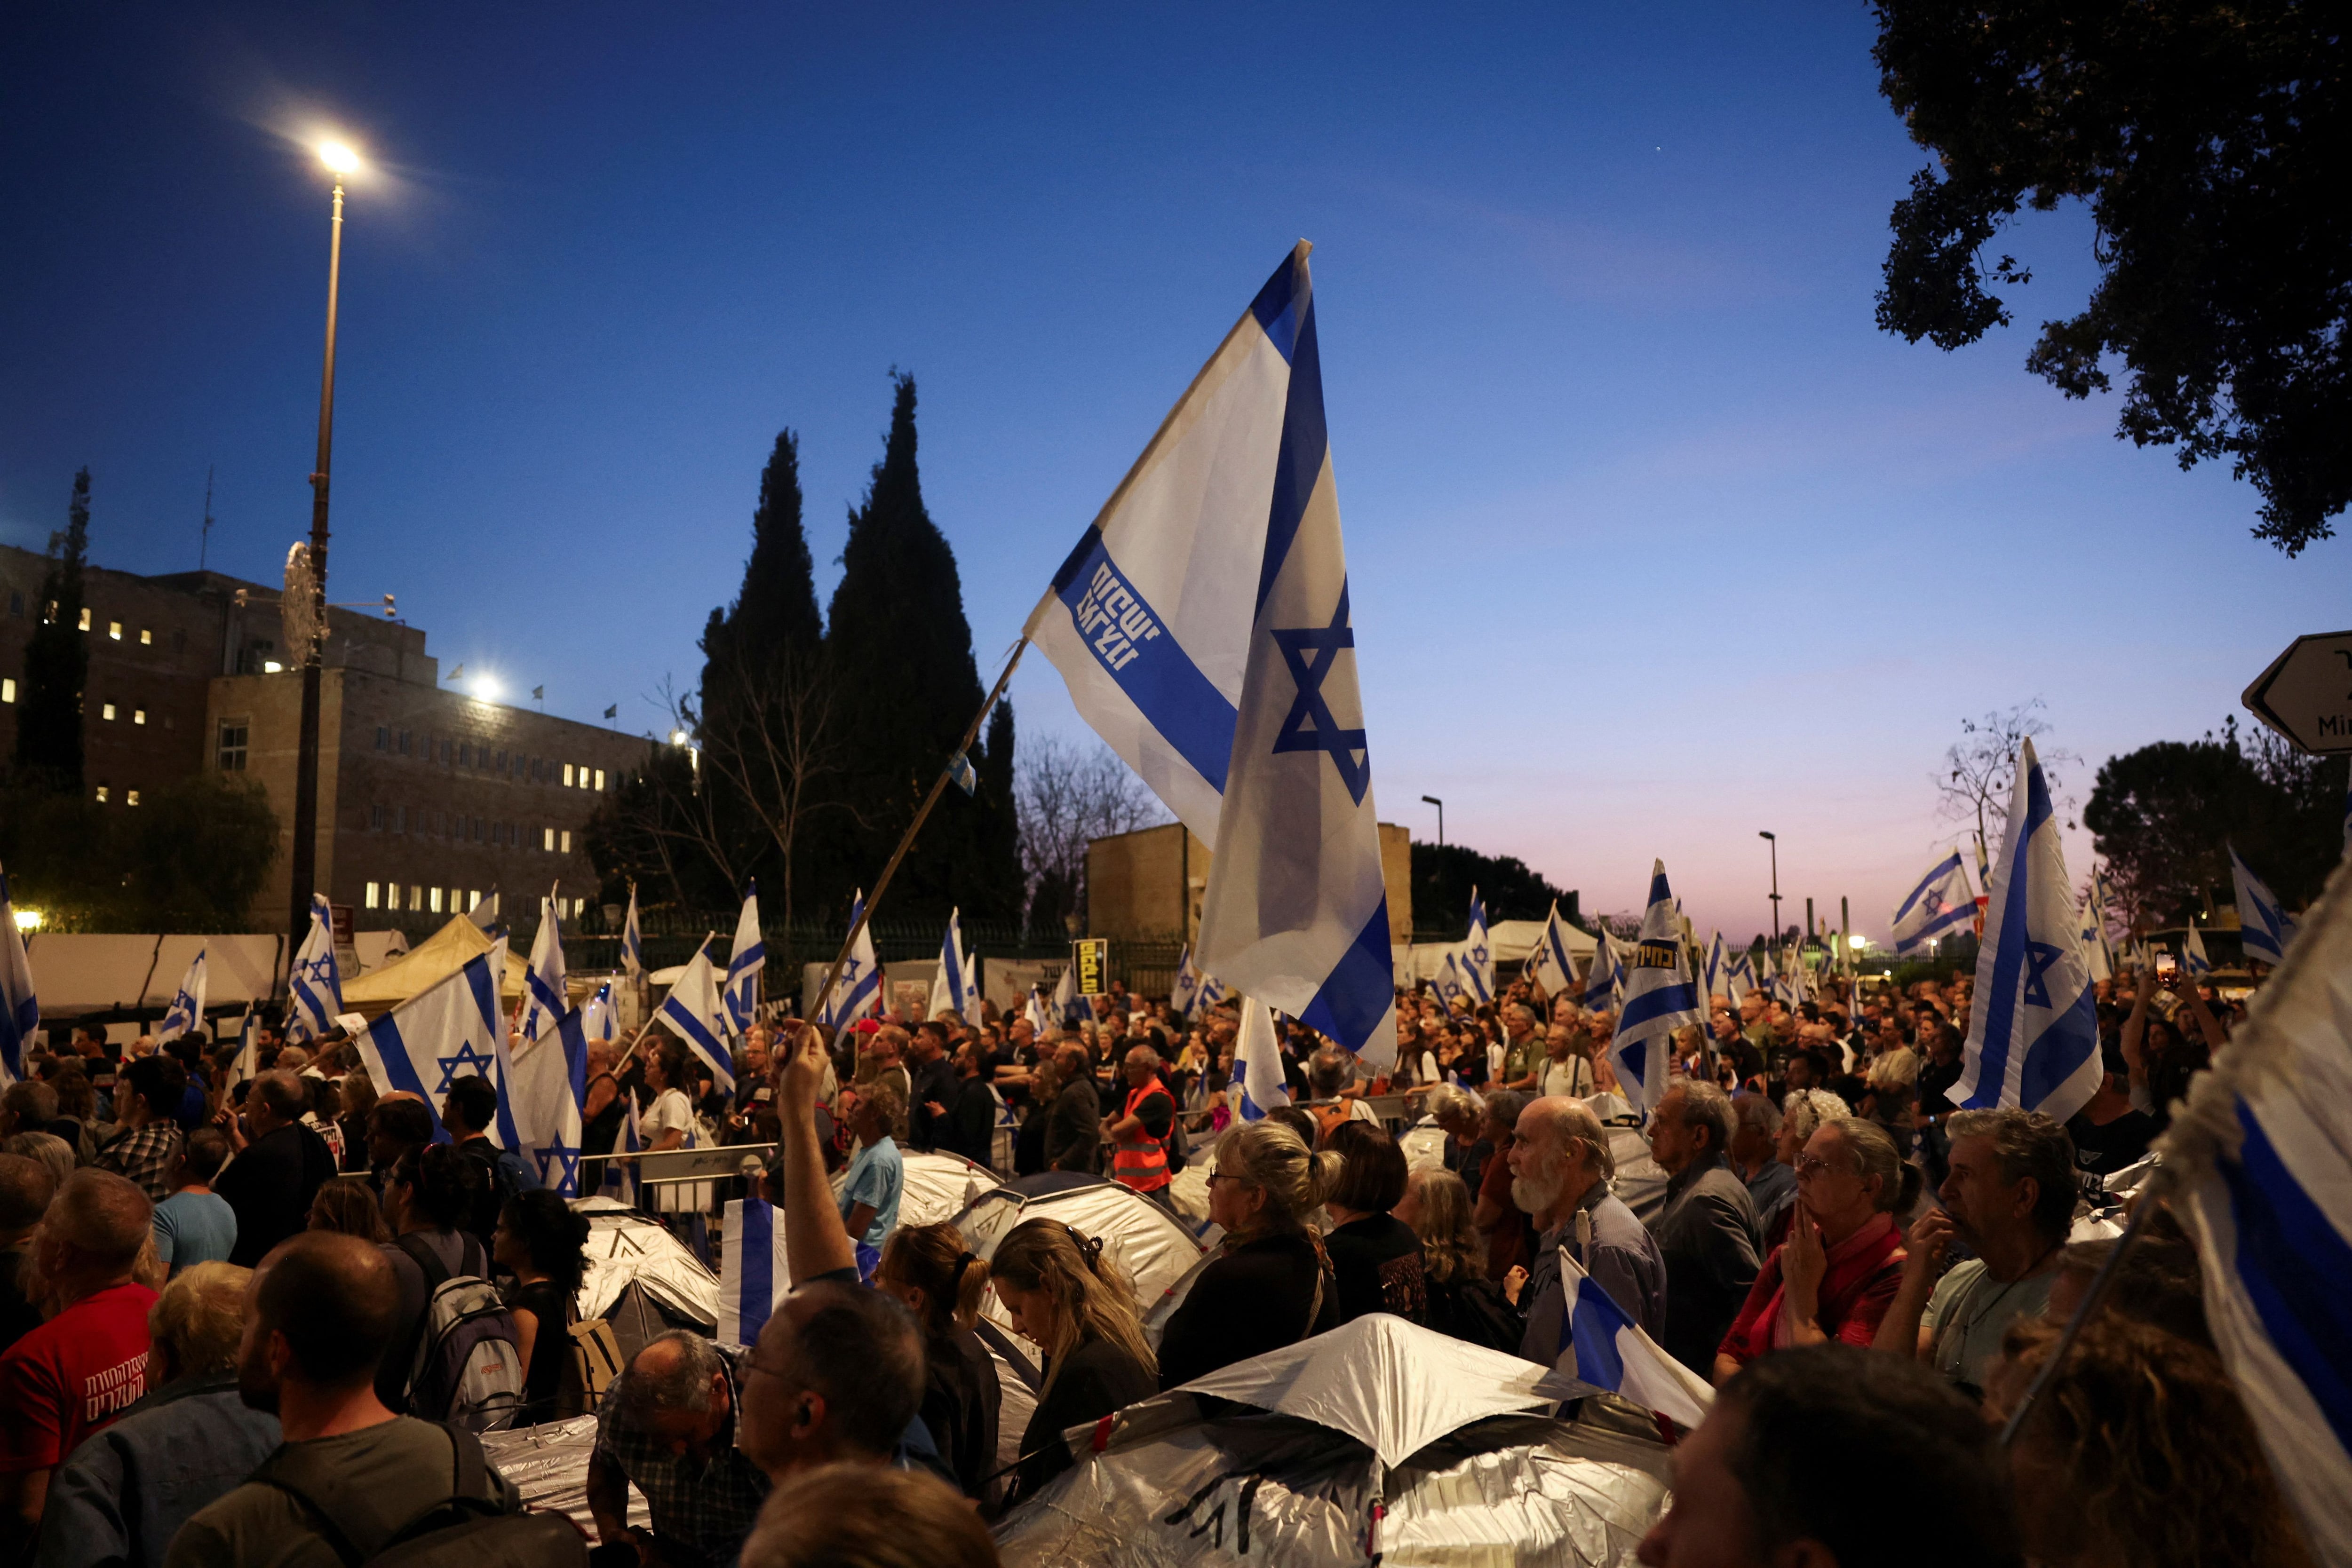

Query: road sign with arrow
2242;630;2352;755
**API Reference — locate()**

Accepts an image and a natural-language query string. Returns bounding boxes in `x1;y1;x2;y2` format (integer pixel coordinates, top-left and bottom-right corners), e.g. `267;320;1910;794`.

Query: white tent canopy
1402;918;1594;985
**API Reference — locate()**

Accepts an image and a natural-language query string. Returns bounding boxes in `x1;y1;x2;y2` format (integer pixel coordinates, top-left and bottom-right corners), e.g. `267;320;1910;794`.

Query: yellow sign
1073;938;1110;997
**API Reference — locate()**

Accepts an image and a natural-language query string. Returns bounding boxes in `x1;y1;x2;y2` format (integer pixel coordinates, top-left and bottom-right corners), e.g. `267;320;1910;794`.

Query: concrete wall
1088;819;1414;946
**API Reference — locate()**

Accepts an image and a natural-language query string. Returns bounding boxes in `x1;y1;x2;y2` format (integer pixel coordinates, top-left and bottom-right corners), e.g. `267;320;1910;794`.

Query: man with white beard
1505;1096;1665;1368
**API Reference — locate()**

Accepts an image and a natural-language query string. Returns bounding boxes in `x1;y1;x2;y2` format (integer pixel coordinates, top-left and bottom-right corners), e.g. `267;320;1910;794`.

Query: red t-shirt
0;1280;158;1473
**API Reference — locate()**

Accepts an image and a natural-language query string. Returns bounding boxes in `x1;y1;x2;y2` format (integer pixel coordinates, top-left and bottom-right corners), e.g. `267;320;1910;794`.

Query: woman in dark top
990;1218;1157;1508
876;1221;1003;1503
580;1043;626;1161
493;1188;591;1423
1156;1119;1340;1390
1320;1120;1427;1324
1013;1057;1059;1177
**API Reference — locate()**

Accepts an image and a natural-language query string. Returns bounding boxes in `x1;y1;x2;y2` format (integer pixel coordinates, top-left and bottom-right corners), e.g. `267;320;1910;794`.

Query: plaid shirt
593;1341;771;1557
95;1120;183;1201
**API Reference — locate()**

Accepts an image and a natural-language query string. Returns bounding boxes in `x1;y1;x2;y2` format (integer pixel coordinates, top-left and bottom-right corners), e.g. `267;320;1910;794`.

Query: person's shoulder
166;1474;314;1568
1926;1257;1986;1315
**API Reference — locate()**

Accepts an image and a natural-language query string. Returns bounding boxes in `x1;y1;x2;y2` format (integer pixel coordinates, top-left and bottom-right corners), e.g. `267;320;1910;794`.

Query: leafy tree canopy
1410;841;1576;935
0;771;277;931
1871;0;2348;553
15;468;92;786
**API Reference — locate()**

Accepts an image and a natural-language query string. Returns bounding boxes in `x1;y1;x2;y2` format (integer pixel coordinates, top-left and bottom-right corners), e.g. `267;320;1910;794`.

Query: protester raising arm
776;1024;856;1284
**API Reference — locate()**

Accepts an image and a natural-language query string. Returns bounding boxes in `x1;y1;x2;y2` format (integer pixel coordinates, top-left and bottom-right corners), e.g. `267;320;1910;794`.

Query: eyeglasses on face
1793;1154;1850;1180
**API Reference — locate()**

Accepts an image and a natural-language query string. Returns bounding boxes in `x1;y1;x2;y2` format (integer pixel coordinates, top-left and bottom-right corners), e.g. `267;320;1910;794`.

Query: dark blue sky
5;3;2337;939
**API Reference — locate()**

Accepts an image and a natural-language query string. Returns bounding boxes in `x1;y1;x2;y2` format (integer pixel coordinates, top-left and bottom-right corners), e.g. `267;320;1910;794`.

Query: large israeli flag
1462;889;1495;1005
0;865;36;1087
724;881;764;1037
1890;850;1976;956
157;946;208;1046
816;891;883;1033
2230;845;2297;968
658;940;736;1096
1025;248;1312;845
357;951;509;1146
1954;739;2100;1123
507;1006;588;1196
285;894;343;1044
519;894;568;1045
1526;903;1577;996
1581;930;1623;1015
621;885;644;980
1549;1243;1712;1428
1611;863;1700;1116
1232;996;1289;1122
929;908;973;1022
2157;849;2352;1563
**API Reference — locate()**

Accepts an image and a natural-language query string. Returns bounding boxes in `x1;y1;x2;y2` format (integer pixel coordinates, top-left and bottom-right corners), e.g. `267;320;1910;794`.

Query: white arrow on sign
2242;630;2352;755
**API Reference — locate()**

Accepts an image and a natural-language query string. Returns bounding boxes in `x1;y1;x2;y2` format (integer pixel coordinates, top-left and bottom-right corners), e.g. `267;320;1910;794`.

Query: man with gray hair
1103;1045;1176;1203
1644;1080;1763;1375
587;1330;771;1563
1507;1096;1664;1368
211;1070;335;1267
1728;1091;1796;1240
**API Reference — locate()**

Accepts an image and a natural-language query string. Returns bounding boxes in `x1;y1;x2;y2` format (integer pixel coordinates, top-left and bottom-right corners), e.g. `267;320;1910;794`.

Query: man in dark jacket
1645;1080;1763;1375
213;1072;336;1268
904;1023;959;1154
1041;1043;1101;1174
440;1073;538;1250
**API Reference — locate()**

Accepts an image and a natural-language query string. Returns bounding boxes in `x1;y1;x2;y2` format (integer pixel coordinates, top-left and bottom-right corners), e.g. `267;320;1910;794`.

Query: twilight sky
3;2;2340;944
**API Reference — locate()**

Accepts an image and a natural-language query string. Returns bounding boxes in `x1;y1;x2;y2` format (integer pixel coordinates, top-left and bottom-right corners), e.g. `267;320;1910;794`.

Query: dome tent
573;1196;721;1357
992;1314;1673;1566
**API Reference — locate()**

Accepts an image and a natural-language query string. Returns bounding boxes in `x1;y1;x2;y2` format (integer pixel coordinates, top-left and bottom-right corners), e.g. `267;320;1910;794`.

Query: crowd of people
0;945;2307;1568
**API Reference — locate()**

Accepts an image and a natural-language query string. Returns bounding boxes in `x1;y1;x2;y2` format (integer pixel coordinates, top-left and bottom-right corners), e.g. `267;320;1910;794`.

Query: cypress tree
965;697;1021;924
14;469;91;788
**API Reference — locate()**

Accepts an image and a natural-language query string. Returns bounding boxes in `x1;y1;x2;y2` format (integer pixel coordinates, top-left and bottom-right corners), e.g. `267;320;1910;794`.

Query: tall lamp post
1421;795;1445;848
1758;831;1781;954
287;140;360;950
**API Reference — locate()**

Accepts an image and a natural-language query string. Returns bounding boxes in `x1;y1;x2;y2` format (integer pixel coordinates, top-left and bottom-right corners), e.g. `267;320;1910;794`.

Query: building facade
1086;820;1414;947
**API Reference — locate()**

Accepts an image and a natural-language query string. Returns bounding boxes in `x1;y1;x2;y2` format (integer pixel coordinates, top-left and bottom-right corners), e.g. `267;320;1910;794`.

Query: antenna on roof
199;465;215;571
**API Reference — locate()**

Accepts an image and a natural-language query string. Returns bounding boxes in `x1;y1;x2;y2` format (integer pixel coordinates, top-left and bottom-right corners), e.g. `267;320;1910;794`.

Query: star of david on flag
1461;888;1494;1005
519;890;568;1045
158;945;208;1045
508;1005;588;1197
1891;850;1976;957
357;950;509;1147
817;890;882;1034
286;894;343;1044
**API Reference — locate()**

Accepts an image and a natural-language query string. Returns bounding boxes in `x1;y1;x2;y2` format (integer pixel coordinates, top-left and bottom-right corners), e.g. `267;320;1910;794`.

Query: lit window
560;829;572;853
126;790;140;806
78;607;91;630
95;785;109;802
108;621;122;640
430;887;444;913
563;762;574;787
409;884;423;910
101;703;116;721
593;768;606;791
366;882;380;910
467;889;480;911
133;709;146;726
139;628;151;645
543;827;555;851
1;679;14;704
386;883;402;911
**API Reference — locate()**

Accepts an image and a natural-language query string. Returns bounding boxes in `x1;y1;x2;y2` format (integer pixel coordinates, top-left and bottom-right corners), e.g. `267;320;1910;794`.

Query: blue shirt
838;1136;903;1251
152;1191;238;1276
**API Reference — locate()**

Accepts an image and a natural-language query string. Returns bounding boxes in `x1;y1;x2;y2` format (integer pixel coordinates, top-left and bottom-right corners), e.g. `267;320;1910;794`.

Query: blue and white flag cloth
1891;850;1977;956
228;1007;258;1094
2182;917;2212;975
1526;903;1578;997
1232;996;1290;1122
2077;891;2113;985
1700;931;1726;1004
1549;1243;1712;1428
1169;945;1205;1020
724;882;764;1037
1196;967;1228;1013
1023;986;1049;1035
1610;863;1701;1116
519;893;568;1045
2230;844;2297;968
508;1006;588;1196
583;982;620;1046
601;1089;641;1204
1053;958;1089;1026
621;885;644;979
286;894;343;1045
658;940;737;1096
0;865;36;1087
157;946;208;1046
1462;889;1495;1005
1581;930;1622;1015
1722;947;1753;1006
357;951;510;1146
817;890;883;1033
1185;245;1398;1070
2157;848;2352;1563
929;908;973;1022
719;1196;791;1346
1954;738;2100;1124
1432;951;1467;1011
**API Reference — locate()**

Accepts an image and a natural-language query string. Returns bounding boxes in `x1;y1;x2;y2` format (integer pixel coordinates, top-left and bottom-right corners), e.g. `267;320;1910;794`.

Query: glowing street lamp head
318;141;362;176
471;673;501;703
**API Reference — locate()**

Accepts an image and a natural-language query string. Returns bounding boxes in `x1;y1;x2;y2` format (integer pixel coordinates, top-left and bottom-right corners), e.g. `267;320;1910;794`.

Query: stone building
1085;819;1414;946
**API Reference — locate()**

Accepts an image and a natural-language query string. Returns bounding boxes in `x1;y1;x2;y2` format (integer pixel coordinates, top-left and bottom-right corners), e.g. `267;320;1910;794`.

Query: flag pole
805;639;1029;1040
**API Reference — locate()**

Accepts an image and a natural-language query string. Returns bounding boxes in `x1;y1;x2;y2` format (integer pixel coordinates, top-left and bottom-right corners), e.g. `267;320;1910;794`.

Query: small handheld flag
621;886;644;980
1891;850;1977;956
1462;888;1494;1005
2229;845;2297;968
947;751;977;797
1527;903;1578;996
1169;945;1204;1021
1581;929;1623;1016
1232;996;1290;1122
519;891;568;1045
2182;916;2212;975
1549;1243;1712;1428
1052;957;1089;1026
1610;862;1700;1116
724;882;765;1037
929;908;972;1022
658;941;737;1096
286;894;344;1044
157;946;209;1046
816;891;882;1032
508;1007;586;1196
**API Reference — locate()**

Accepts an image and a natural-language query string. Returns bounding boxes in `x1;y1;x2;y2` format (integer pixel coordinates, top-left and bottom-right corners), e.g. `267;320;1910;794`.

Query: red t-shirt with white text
0;1280;158;1472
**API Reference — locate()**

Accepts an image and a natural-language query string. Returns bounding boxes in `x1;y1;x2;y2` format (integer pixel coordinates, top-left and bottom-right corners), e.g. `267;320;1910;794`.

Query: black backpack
253;1421;584;1568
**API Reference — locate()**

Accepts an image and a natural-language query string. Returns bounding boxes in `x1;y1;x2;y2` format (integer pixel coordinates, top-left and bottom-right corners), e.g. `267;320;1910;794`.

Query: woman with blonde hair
1395;1165;1519;1350
990;1218;1155;1506
875;1221;1001;1503
1154;1118;1341;1388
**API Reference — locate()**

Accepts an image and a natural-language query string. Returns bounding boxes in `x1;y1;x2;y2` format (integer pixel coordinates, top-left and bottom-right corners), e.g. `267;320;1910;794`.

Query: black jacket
1041;1079;1101;1174
216;1119;337;1267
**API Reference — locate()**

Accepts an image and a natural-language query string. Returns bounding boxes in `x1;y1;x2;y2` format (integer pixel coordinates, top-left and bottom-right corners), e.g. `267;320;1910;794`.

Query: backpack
397;1233;525;1432
254;1420;585;1568
561;1315;624;1416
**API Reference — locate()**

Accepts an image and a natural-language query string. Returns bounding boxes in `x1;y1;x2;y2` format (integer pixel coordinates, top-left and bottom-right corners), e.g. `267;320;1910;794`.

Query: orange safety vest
1112;1083;1172;1193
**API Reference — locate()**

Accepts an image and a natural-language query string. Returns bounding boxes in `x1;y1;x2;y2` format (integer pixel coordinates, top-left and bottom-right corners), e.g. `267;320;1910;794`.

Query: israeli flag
1722;947;1753;1006
601;1089;641;1203
1550;1243;1712;1429
817;890;883;1033
2182;917;2213;975
929;907;973;1022
1196;967;1228;1013
356;951;510;1146
470;889;501;932
1611;863;1701;1116
228;1007;258;1094
1169;945;1204;1020
285;894;343;1044
621;885;644;979
2157;849;2352;1561
1052;957;1089;1025
583;981;620;1045
2230;845;2297;968
157;945;208;1046
720;1196;791;1345
1527;903;1577;996
1955;739;2100;1124
724;881;764;1037
1232;996;1290;1122
658;940;737;1096
2078;891;2113;984
1023;986;1049;1035
1581;930;1623;1015
1433;951;1467;1010
1462;888;1495;1004
508;1006;588;1196
519;893;568;1045
1891;850;1977;956
0;864;37;1087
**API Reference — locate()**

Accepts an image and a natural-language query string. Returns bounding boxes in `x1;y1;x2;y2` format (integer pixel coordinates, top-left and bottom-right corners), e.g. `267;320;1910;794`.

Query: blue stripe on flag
1565;1279;1628;1389
1052;527;1239;796
1248;251;1303;363
2223;1100;2352;1452
366;1014;452;1143
1617;980;1698;1035
1963;771;2051;1108
1894;853;1964;924
2019;986;2100;1111
1297;898;1394;1053
1254;292;1327;619
739;1198;775;1345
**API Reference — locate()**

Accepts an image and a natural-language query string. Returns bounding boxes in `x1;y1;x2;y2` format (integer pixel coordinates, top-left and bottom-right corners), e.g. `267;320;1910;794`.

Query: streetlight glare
318;140;362;175
471;673;501;703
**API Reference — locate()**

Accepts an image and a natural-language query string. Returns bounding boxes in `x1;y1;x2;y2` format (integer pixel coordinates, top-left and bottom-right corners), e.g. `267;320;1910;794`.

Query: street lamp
1421;795;1444;848
1758;831;1781;950
287;137;359;950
